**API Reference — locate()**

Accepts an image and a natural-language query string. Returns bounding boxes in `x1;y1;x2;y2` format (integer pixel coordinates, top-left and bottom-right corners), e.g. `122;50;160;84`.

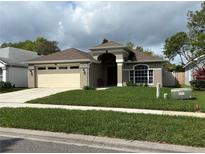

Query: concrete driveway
0;88;76;103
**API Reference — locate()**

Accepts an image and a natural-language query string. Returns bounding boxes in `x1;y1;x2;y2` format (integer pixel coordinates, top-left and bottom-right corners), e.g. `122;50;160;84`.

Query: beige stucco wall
89;63;103;87
153;69;163;87
28;65;36;88
122;70;129;86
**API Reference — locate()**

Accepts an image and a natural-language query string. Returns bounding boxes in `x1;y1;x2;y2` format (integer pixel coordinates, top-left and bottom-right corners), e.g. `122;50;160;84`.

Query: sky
0;1;202;62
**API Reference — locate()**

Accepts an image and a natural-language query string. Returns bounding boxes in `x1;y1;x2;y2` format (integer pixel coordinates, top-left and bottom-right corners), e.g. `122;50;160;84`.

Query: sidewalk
0;127;205;153
0;103;205;118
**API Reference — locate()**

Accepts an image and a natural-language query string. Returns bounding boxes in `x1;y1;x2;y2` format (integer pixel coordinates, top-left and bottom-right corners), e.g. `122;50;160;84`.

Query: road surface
0;136;127;153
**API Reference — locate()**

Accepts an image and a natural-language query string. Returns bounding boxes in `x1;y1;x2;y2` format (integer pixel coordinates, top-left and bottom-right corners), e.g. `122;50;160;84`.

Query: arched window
129;65;153;85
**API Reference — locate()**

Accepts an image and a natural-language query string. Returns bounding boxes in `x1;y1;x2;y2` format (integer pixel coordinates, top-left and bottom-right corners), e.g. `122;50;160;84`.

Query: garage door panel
37;73;80;88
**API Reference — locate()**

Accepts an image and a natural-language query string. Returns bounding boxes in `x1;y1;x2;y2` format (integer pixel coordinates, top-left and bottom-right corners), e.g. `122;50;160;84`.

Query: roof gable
29;48;96;63
90;39;124;50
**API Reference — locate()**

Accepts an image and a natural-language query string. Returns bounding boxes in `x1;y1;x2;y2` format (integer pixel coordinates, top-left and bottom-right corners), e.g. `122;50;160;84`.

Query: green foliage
136;45;144;52
0;37;60;55
83;86;96;90
126;42;156;57
126;42;135;49
163;32;190;65
188;2;205;56
164;62;185;72
190;80;205;91
0;81;14;89
34;37;60;55
1;108;205;147
126;81;135;86
163;2;205;66
126;81;148;87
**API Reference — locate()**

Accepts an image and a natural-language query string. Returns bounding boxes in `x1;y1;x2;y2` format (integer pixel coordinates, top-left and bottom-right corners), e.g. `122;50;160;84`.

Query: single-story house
0;47;39;87
27;39;165;88
184;54;205;85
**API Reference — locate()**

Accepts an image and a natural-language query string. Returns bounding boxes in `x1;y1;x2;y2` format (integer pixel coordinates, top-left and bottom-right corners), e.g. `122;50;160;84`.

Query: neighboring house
184;54;205;85
27;39;165;88
0;47;39;87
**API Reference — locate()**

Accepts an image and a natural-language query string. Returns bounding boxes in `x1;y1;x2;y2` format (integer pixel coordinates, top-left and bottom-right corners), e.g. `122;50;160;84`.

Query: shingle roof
29;48;97;63
0;57;27;67
90;39;124;49
131;49;164;62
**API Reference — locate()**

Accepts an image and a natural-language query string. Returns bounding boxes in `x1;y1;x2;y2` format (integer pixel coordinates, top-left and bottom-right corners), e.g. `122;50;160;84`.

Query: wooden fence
163;71;185;87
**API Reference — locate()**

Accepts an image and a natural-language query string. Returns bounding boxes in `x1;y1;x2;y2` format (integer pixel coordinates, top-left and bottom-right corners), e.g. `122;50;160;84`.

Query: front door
107;66;117;86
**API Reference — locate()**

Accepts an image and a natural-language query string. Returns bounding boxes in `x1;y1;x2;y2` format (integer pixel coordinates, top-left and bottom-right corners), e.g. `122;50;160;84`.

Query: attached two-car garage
27;48;92;89
36;66;81;88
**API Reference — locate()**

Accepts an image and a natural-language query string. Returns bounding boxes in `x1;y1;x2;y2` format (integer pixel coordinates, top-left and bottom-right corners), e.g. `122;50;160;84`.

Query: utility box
171;88;192;100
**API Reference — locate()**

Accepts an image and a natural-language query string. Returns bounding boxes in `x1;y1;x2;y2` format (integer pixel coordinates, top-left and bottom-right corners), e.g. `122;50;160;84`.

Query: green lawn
0;88;26;94
0;108;205;147
27;87;205;112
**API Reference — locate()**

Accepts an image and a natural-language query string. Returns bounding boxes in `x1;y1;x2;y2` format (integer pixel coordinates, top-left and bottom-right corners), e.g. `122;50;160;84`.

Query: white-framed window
134;65;148;84
129;65;153;85
148;70;153;84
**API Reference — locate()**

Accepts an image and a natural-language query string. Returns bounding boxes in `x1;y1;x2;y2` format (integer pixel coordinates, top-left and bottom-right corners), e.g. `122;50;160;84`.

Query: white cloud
0;1;201;59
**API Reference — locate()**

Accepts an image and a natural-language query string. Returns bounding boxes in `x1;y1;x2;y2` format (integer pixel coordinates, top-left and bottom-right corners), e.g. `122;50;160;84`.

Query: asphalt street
0;136;128;153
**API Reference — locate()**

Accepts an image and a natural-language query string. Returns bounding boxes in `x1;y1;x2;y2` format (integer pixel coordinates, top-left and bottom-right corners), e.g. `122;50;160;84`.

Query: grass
0;88;26;94
27;87;205;112
0;108;205;147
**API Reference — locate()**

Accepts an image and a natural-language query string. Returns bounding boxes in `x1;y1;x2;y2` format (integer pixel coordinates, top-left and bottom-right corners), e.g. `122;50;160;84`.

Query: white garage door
37;72;81;88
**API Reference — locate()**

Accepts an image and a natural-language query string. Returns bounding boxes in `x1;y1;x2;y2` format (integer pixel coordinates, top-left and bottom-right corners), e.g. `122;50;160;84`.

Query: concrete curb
0;127;205;153
1;103;205;118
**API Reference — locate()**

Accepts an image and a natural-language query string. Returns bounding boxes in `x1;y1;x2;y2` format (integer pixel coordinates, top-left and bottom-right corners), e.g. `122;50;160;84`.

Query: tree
163;32;190;65
188;2;205;57
163;2;205;68
136;45;144;52
126;42;135;49
126;42;155;56
0;37;60;55
34;37;60;55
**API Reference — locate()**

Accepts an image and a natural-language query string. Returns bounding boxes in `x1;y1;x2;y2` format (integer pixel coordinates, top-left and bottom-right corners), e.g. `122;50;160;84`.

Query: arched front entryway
98;53;117;87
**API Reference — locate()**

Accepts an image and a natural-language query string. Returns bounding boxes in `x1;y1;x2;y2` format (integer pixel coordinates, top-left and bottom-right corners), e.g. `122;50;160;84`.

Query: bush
0;81;14;89
193;67;205;80
190;80;205;91
126;81;135;86
83;86;96;90
126;81;148;87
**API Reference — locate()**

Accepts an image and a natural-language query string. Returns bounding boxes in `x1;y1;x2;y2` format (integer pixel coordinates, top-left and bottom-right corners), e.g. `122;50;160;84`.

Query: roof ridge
91;39;124;49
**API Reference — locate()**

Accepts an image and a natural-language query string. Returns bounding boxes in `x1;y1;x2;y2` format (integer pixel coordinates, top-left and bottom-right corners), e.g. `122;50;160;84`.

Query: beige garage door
37;72;81;88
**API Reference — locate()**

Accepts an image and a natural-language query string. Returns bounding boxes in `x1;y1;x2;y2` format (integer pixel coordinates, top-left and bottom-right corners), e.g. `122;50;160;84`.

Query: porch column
116;59;123;87
2;67;7;82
